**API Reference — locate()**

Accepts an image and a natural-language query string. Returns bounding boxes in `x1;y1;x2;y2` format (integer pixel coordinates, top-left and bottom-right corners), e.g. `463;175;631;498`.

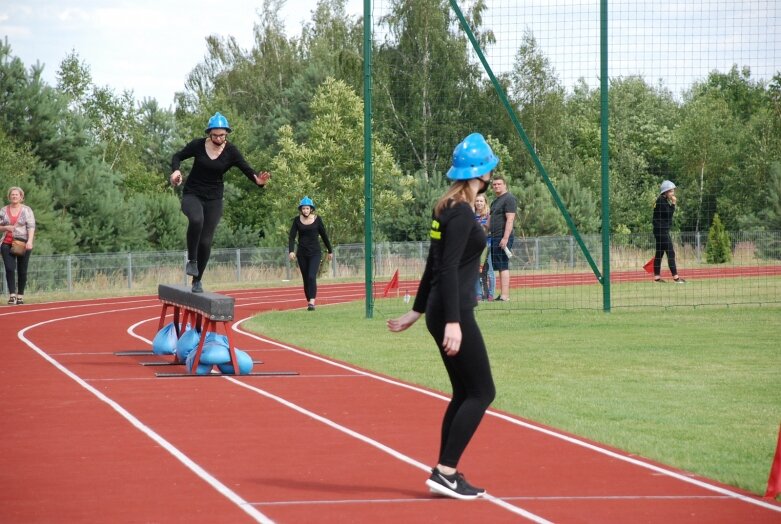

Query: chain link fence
3;231;780;309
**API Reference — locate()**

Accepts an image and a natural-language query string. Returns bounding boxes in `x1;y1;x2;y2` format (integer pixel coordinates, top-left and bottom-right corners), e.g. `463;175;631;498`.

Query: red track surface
1;282;779;523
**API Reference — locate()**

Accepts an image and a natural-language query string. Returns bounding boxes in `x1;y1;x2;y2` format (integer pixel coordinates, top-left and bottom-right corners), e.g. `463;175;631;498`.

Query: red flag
643;257;655;274
765;424;781;499
383;269;399;297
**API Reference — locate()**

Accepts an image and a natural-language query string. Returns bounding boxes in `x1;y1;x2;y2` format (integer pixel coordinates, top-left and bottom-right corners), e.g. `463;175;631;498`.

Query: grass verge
245;302;780;496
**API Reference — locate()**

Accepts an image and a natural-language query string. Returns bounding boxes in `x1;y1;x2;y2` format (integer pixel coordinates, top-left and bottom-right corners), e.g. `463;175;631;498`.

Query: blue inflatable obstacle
185;347;214;375
217;349;254;375
175;325;200;362
198;335;254;375
152;322;178;355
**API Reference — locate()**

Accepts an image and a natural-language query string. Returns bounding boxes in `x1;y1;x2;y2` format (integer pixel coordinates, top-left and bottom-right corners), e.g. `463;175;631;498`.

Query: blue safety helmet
205;112;232;133
298;196;315;210
446;133;499;180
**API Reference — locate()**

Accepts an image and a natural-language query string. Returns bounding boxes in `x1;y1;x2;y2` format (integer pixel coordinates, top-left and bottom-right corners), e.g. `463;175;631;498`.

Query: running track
1;281;779;523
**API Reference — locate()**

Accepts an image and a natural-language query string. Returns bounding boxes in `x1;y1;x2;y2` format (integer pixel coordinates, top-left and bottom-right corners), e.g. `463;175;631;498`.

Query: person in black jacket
387;133;498;500
169;112;271;293
653;180;685;283
288;197;333;310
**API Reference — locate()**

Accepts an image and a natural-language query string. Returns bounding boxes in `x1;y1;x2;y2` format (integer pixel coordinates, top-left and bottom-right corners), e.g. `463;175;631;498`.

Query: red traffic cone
765;424;781;499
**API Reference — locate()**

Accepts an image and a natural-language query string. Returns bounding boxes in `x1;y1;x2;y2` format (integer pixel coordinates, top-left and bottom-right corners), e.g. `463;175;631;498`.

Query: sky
1;0;363;108
2;1;778;108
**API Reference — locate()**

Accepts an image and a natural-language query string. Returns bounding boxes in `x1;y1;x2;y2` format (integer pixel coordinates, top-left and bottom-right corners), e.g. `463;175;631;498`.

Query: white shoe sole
425;479;482;500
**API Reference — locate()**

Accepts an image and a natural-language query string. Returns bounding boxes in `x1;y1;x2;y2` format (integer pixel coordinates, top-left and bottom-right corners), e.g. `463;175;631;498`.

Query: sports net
366;0;781;315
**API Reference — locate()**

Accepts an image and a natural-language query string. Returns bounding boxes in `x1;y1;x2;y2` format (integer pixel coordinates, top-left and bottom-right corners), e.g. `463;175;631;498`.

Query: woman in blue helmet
387;133;497;500
170;112;271;293
288;197;333;310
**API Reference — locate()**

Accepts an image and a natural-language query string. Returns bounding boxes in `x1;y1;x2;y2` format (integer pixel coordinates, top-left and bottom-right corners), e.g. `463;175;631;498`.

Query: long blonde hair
434;181;475;216
474;193;489;219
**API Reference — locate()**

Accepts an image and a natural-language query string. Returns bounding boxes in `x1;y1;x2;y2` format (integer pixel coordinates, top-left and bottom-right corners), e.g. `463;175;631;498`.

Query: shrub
706;213;731;263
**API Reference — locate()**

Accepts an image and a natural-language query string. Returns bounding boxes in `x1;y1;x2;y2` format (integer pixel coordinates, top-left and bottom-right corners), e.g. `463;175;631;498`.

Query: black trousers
297;252;322;301
181;194;223;281
1;243;31;295
425;307;495;468
653;229;677;277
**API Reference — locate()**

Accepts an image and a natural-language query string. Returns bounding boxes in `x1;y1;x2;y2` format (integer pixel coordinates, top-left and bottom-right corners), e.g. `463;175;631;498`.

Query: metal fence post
67;255;73;293
535;238;540;270
236;248;241;281
127;253;133;289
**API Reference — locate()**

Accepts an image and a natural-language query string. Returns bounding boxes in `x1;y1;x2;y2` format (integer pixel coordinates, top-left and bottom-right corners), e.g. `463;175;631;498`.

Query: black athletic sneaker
673;277;686;284
654;278;666;283
307;304;315;311
191;280;204;293
185;260;198;277
426;468;485;500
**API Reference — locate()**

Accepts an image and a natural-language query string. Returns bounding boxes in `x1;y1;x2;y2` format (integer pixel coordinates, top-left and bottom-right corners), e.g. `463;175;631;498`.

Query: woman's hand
288;252;296;261
441;322;462;356
387;310;421;333
170;170;182;186
255;172;271;186
327;253;333;261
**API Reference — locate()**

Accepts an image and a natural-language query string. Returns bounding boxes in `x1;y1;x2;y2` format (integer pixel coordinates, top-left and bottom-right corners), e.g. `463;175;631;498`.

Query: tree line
1;0;780;256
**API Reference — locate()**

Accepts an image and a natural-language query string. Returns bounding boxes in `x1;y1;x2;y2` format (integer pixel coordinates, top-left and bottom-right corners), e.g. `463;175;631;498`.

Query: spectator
489;176;517;301
653;180;685;283
474;193;494;301
0;187;36;305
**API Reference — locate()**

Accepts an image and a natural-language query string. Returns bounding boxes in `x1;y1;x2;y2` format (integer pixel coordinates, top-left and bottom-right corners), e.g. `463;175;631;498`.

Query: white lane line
16;306;275;524
127;308;551;522
229;317;553;523
222;374;553;524
232;317;781;515
252;493;733;508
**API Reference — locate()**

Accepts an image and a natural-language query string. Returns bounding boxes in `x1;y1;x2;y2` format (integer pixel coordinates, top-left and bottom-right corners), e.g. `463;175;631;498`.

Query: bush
706;213;731;263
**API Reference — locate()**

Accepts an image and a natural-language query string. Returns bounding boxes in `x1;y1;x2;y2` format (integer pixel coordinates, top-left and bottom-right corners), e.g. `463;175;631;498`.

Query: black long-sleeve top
652;194;675;232
171;139;258;200
288;215;333;257
412;201;485;323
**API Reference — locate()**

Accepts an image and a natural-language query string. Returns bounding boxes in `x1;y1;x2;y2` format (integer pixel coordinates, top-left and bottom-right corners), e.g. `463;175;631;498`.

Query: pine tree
705;213;731;263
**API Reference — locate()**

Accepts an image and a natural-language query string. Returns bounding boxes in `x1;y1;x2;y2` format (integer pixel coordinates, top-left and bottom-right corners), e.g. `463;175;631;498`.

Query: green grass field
245;300;781;496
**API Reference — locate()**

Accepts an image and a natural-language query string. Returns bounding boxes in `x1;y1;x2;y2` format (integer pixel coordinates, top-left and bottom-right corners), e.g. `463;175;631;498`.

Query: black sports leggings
181;194;223;281
1;243;31;295
297;252;322;301
653;230;677;277
425;307;496;468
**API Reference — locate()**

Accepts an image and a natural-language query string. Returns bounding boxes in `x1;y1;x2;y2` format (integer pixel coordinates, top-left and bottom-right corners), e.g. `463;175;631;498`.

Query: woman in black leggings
288;197;333;310
387;133;498;500
170;112;270;292
653;180;685;283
